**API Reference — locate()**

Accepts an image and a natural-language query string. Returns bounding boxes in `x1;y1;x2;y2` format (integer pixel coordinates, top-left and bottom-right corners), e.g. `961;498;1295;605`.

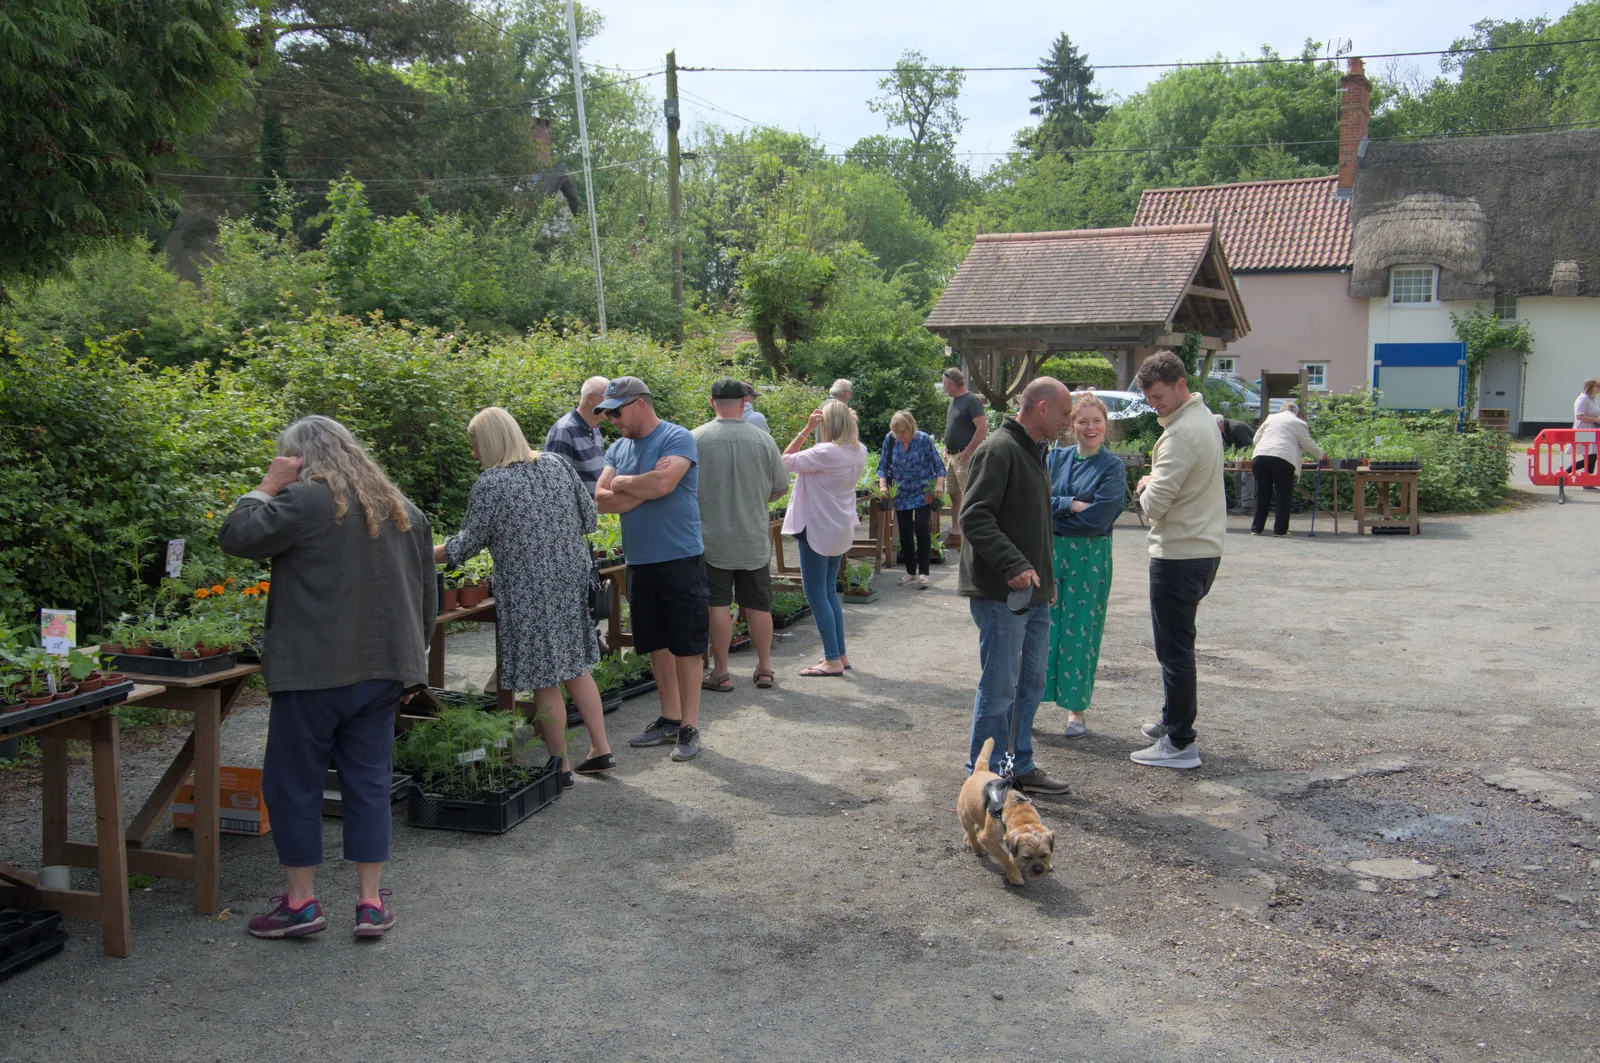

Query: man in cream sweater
1130;352;1225;769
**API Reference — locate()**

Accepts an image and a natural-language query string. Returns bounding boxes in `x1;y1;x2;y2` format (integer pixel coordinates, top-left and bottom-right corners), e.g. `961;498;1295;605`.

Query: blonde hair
468;407;539;469
1071;391;1109;424
1585;378;1600;393
820;399;858;448
889;410;917;436
278;415;411;538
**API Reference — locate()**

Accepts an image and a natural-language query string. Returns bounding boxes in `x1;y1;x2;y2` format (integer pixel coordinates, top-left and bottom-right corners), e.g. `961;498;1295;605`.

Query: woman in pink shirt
782;400;868;676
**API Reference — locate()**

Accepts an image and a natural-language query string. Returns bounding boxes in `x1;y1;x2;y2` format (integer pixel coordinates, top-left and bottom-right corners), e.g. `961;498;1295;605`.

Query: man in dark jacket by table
958;376;1075;794
1217;414;1256;514
220;415;435;942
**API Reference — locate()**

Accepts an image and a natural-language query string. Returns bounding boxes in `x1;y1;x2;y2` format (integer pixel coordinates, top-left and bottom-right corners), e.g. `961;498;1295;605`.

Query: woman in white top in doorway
1573;378;1600;487
1249;401;1326;536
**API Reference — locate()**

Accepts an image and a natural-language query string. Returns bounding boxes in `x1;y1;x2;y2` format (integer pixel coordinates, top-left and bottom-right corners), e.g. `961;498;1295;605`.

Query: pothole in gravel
1261;767;1600;946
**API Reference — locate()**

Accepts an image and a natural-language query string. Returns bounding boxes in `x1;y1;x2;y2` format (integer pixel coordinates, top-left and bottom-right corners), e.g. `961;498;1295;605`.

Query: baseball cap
594;376;651;411
711;377;746;401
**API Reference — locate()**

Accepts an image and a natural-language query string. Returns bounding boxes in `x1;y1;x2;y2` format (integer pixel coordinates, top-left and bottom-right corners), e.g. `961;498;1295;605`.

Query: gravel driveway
4;469;1597;1063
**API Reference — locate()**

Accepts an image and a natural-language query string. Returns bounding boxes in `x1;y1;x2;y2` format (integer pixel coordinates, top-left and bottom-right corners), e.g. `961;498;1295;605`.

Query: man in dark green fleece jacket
958;376;1075;795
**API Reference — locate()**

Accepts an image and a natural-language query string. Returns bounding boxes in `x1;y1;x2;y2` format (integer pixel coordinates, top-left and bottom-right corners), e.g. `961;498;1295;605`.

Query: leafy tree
849;49;978;228
0;0;254;294
868;49;967;154
1019;32;1109;155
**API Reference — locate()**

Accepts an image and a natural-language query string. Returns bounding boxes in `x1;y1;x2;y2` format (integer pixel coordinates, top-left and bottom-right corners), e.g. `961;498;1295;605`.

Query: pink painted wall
1220;271;1368;394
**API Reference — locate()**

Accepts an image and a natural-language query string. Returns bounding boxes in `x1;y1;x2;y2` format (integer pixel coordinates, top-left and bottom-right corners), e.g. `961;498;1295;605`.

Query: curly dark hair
1134;351;1187;389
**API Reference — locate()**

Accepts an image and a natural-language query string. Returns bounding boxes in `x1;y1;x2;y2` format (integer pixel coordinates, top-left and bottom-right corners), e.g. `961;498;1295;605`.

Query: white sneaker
1130;735;1201;769
1140;721;1167;740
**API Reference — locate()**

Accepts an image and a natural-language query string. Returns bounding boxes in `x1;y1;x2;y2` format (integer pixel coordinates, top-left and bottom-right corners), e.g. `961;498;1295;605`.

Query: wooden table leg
90;713;131;957
40;735;68;867
428;621;446;688
192;692;222;914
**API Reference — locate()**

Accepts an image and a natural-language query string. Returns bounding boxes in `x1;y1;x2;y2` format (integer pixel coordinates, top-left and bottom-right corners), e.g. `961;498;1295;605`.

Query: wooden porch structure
923;223;1250;407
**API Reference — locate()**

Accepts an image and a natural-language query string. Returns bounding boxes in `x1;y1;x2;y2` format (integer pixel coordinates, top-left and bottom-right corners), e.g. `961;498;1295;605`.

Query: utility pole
564;0;606;334
665;50;683;312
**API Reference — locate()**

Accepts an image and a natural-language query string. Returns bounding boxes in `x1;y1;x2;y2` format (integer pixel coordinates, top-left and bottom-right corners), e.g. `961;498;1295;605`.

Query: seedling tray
0;909;67;983
0;681;136;738
572;677;655;724
404;758;562;834
770;607;812;631
322;770;413;818
111;652;235;678
841;590;878;604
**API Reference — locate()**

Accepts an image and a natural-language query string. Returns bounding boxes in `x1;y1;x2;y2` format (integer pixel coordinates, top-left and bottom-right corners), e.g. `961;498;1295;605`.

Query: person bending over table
220;415;436;940
1249;400;1325;537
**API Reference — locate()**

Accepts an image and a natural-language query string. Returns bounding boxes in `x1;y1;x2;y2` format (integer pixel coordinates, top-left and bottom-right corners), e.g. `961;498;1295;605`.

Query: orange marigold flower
258;581;270;591
225;577;235;585
195;588;210;599
211;584;225;595
205;511;214;519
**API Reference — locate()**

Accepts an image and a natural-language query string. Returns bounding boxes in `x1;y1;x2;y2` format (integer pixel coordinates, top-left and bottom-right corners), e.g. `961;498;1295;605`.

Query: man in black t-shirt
1216;414;1257;514
942;367;988;544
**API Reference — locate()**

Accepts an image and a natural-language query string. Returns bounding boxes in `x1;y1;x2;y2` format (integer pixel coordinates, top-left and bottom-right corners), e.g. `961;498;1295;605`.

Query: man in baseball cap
593;375;652;412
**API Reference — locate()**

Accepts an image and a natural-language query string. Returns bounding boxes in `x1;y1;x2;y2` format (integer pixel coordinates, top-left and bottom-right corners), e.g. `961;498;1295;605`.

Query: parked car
1208;373;1286;415
1085;390;1157;420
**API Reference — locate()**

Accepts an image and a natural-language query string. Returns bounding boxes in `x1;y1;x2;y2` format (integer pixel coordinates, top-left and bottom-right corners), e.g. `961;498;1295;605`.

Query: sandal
816;657;852;671
897;574;916;586
799;666;845;678
701;671;733;693
917;575;930;589
753;668;775;689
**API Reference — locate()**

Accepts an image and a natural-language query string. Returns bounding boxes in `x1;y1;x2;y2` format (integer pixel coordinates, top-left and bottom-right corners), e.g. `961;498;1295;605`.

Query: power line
681;36;1600;74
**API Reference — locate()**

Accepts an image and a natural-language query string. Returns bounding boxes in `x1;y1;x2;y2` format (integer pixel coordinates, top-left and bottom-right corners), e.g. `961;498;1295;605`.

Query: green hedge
1038;354;1116;391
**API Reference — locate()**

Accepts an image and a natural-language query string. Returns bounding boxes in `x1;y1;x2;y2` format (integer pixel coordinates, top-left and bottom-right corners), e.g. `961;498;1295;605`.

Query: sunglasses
602;399;638;419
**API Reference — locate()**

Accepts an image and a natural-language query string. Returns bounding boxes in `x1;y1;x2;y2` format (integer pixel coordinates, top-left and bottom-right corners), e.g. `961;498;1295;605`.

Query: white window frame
1302;363;1329;391
1389;265;1438;307
1493;294;1517;320
1211;356;1237;376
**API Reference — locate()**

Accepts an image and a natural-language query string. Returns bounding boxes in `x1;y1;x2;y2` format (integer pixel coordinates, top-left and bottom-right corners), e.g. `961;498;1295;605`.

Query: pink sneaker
353;889;395;939
247;895;327;939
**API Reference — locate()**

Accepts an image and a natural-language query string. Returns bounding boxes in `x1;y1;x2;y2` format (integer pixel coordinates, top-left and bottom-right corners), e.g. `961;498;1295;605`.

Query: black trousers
1149;557;1220;750
1251;455;1298;536
897;505;931;575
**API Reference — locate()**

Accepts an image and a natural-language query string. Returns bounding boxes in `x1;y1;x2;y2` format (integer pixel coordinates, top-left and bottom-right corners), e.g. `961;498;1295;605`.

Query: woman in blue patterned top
878;410;946;588
1044;392;1127;738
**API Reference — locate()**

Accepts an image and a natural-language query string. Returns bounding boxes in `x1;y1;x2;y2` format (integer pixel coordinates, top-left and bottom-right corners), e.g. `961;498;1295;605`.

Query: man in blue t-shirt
595;376;709;763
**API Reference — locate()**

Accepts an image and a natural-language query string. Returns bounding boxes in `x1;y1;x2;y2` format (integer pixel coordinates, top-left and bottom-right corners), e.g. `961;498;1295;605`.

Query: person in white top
1574;379;1600;488
1249;401;1326;537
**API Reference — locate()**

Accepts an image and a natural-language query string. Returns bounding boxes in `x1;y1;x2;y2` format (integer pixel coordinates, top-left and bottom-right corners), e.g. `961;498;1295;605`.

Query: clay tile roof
923;224;1221;330
1132;174;1350;271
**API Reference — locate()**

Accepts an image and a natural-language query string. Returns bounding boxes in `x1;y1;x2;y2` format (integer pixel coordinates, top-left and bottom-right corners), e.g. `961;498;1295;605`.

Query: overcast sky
582;0;1568;165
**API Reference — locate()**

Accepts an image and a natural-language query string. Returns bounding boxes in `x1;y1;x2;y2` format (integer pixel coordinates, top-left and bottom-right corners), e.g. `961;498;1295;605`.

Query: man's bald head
1016;375;1073;443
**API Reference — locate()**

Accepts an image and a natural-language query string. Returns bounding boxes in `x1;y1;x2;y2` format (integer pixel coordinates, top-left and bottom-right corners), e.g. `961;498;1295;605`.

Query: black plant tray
770;607;812;631
729;636;752;654
1367;461;1421;472
322;770;413;818
1;908;67;983
111;652;235;678
404;758;562;834
0;931;67;983
575;677;655;724
0;681;135;738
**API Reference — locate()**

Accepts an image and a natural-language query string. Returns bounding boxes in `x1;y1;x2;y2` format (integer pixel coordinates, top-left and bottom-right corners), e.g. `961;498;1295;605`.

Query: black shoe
1013;767;1070;794
560;771;575;790
670;725;701;762
574;753;617;774
629;717;681;747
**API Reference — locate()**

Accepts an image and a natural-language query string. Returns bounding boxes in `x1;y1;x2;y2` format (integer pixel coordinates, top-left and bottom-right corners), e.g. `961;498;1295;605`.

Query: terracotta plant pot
76;676;105;693
175;650;197;660
52;683;78;701
482;576;492;597
458;584;487;609
123;642;151;656
23;693;54;708
440;588;459;613
99;642;125;655
101;672;127;684
1;703;26;714
195;645;228;658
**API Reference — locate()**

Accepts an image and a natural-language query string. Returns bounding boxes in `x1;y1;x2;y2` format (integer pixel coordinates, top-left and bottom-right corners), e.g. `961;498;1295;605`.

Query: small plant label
456;747;488;765
40;609;76;656
165;539;185;579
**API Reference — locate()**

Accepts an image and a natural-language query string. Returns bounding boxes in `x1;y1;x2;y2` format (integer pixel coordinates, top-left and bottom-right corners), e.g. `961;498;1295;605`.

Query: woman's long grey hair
277;415;411;537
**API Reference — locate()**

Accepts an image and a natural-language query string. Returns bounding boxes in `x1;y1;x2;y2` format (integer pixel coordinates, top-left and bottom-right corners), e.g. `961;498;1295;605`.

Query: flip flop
753;668;775;689
816;658;852;671
799;666;845;678
701;671;732;692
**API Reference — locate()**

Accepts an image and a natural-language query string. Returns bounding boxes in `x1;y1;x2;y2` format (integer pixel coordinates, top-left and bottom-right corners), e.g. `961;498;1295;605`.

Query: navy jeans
797;536;846;661
1149;557;1220;749
263;679;402;868
966;597;1051;776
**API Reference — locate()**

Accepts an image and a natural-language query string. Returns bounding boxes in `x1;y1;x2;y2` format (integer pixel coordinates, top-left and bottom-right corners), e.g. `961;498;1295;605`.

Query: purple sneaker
353;889;395;939
247;895;327;939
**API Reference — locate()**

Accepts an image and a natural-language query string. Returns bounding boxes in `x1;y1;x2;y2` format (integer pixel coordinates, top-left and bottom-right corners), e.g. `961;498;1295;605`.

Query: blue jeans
966;598;1051;776
797;536;846;661
263;679;402;868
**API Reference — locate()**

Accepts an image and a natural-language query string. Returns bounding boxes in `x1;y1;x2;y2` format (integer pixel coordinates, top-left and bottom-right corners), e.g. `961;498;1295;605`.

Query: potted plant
439;567;465;613
395;706;561;833
769;590;811;630
456;561;488;609
587;514;624;566
839;560;878;604
163;618;201;660
464;552;494;598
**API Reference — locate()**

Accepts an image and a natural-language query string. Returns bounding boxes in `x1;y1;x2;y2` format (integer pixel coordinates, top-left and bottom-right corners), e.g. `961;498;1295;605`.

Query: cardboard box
172;766;271;836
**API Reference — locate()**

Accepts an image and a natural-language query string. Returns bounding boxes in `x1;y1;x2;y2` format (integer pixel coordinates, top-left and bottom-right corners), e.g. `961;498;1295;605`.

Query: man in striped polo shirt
545;376;609;494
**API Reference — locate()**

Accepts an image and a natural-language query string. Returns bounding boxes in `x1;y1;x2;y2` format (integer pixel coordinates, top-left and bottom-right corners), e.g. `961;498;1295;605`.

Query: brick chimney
531;116;553;170
1337;57;1371;196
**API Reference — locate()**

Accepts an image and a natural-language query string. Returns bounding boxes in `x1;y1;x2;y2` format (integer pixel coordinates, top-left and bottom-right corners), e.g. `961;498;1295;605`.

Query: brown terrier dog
957;738;1056;887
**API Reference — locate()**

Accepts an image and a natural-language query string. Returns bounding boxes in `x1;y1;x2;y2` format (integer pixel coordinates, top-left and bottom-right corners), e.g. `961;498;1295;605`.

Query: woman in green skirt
1044;392;1127;738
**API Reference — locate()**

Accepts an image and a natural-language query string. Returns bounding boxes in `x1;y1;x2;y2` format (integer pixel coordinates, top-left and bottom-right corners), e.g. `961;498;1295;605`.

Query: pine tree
1022;32;1109;156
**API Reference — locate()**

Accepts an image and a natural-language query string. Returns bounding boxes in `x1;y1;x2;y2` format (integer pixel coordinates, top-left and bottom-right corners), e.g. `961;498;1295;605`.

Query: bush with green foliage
1038;354;1116;390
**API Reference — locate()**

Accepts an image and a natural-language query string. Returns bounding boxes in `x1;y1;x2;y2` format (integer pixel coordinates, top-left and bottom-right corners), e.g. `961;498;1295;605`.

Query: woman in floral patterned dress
1044;393;1127;738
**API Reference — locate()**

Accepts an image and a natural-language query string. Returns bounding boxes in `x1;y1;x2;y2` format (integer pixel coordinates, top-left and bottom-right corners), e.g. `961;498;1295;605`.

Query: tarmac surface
3;464;1597;1063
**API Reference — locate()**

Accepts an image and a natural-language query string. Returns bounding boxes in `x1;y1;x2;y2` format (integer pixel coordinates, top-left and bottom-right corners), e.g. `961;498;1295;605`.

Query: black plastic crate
0;681;135;738
110;652;236;678
322;770;412;818
404;759;562;834
1;909;67;982
770;607;811;631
